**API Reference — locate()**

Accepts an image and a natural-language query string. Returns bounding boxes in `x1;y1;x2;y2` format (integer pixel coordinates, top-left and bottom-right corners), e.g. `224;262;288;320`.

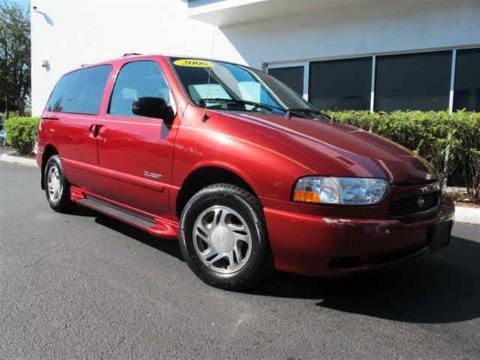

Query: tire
179;183;271;290
44;155;75;213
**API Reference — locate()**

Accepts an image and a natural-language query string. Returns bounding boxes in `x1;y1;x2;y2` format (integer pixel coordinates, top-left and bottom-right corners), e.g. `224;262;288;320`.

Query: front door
94;60;178;220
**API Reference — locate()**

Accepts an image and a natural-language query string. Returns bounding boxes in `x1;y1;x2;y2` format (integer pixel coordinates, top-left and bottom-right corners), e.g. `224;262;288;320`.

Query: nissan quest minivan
37;55;454;290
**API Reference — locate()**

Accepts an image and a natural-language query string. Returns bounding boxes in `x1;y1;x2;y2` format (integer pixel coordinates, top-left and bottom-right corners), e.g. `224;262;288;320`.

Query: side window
47;65;111;114
109;61;172;117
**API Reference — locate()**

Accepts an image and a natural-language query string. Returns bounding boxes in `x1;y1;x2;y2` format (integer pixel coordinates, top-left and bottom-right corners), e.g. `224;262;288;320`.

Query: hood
226;112;436;185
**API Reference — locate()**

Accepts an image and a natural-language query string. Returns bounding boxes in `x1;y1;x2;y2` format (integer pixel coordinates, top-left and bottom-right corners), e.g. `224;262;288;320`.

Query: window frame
106;60;177;121
453;47;480;112
264;45;479;113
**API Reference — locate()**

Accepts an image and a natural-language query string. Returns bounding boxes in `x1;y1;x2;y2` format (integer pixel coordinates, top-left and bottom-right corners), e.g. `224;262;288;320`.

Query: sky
5;0;30;11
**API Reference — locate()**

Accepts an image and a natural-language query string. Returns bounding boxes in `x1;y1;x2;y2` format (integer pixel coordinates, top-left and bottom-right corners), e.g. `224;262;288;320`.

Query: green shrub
327;110;480;200
5;116;40;155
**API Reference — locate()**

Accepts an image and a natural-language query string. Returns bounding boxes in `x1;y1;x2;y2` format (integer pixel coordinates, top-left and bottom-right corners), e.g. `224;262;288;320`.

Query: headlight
293;176;389;205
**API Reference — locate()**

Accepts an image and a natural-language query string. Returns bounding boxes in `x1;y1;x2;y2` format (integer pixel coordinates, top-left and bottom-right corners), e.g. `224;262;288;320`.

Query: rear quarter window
47;65;112;115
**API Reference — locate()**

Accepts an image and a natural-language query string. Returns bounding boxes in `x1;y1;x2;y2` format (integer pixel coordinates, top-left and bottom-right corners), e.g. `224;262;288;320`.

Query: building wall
31;0;480;115
31;0;242;115
221;0;480;67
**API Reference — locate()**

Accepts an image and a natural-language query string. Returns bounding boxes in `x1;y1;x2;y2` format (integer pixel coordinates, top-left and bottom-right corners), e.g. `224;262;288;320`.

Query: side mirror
132;97;174;124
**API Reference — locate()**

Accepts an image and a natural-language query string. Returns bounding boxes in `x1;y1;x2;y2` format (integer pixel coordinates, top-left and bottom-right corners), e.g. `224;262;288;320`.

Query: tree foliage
0;1;31;116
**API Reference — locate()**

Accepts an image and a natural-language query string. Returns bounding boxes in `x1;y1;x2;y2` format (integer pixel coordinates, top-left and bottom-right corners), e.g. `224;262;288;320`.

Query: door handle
89;124;99;138
97;125;107;143
89;124;106;140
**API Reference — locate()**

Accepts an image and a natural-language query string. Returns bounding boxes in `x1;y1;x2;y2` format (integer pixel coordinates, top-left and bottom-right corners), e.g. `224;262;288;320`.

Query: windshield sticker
189;84;230;100
174;59;214;68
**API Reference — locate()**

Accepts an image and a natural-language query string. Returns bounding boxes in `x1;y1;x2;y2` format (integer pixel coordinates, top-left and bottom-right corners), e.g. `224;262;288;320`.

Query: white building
31;0;480;116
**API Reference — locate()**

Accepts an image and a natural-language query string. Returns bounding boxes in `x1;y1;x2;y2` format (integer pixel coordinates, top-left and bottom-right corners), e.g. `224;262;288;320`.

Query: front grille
388;191;440;217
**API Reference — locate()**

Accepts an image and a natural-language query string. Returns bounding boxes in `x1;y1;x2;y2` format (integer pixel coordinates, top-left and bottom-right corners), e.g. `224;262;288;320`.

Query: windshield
171;57;322;117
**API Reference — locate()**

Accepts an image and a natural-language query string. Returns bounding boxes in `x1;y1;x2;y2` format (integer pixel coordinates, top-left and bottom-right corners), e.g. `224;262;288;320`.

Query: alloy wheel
192;205;253;274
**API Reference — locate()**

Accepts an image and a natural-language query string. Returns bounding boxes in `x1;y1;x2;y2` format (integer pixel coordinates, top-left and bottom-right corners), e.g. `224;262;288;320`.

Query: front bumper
264;199;454;277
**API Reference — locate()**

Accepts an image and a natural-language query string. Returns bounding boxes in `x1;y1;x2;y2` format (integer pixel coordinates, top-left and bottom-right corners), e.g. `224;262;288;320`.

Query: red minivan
37;55;454;290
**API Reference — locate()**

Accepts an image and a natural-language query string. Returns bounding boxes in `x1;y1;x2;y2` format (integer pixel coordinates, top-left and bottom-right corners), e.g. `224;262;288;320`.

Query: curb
0;153;37;167
0;152;478;225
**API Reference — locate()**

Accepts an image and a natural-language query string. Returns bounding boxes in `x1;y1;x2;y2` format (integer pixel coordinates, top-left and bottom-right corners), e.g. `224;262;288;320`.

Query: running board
77;197;156;230
70;187;179;238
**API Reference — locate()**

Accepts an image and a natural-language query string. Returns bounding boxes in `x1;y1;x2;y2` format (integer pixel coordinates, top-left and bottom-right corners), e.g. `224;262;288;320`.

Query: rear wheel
44;155;75;213
179;183;271;290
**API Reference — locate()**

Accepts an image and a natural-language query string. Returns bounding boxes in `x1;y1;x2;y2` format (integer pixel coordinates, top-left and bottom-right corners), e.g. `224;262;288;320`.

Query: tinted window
109;61;172;117
268;66;304;96
47;65;111;114
454;48;480;112
375;51;451;111
309;57;371;110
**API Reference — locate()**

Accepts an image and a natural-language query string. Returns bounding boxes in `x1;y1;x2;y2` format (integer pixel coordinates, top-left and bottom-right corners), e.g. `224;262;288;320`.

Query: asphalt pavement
1;162;479;359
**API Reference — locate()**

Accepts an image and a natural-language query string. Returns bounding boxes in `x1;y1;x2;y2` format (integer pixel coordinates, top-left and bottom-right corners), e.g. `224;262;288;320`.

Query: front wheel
179;184;271;290
44;155;75;213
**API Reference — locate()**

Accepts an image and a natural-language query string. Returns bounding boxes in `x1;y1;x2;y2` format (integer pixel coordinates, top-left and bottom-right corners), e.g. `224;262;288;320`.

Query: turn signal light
293;191;321;203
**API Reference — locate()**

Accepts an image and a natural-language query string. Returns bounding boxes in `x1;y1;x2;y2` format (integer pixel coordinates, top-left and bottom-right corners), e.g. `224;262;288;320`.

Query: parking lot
1;161;479;359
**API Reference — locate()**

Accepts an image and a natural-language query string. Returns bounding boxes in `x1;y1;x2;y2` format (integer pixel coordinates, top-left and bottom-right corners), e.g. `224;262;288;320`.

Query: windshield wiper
200;98;285;113
284;108;331;121
201;98;331;121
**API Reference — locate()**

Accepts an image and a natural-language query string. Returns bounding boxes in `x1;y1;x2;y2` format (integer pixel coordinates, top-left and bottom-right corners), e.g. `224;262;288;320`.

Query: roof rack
122;52;142;57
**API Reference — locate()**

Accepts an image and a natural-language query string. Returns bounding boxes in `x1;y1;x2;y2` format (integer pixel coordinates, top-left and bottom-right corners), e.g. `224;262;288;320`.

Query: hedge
327;111;480;201
5;116;40;155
